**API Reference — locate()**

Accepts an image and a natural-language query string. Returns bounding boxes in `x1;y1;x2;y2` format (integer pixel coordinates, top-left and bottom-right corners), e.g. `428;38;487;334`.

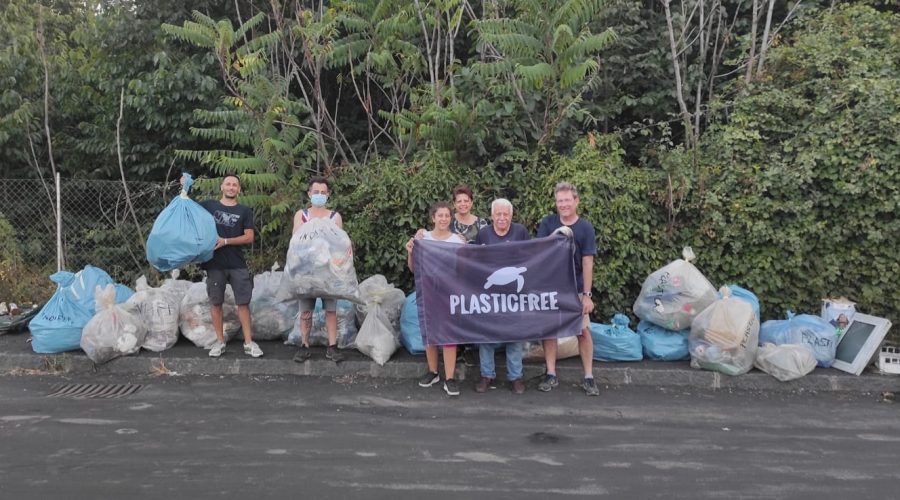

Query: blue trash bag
759;311;838;368
723;284;760;320
146;173;218;272
591;313;643;362
400;292;425;355
638;319;690;361
29;266;115;353
114;284;134;304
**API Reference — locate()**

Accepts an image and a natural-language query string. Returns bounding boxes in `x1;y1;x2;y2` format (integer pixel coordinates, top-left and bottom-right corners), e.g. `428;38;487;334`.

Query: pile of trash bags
29;265;133;353
146;173;218;272
759;312;838;367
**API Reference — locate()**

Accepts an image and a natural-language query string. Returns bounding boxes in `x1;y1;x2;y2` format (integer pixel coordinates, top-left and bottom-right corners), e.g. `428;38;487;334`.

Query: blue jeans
479;342;524;380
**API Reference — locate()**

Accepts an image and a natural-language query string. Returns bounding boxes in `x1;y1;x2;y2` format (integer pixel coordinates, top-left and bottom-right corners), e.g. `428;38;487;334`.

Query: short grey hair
554;181;578;198
491;198;513;215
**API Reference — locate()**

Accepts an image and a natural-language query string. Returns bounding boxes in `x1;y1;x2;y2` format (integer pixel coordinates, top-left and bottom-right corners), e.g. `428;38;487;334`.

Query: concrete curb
1;335;897;393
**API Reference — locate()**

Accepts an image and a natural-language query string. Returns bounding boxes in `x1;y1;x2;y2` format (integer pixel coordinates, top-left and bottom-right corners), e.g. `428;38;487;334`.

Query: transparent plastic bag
81;284;147;364
689;286;759;376
754;343;817;381
759;312;838;367
160;269;193;305
633;247;717;331
250;263;299;341
285;299;357;347
179;281;240;348
126;275;180;352
354;275;406;365
277;218;360;303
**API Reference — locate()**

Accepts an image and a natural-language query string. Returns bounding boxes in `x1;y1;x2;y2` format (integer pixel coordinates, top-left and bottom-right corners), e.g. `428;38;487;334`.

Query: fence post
56;172;62;272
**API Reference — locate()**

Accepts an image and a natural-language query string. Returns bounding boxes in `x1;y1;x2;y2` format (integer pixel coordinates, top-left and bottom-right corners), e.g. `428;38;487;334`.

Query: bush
674;4;899;337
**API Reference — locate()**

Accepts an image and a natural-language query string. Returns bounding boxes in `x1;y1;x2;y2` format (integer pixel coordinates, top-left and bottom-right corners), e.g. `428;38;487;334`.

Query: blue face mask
310;193;328;207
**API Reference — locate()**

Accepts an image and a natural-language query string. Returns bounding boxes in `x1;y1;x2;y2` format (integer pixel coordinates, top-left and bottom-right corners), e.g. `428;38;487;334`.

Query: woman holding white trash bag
290;177;349;364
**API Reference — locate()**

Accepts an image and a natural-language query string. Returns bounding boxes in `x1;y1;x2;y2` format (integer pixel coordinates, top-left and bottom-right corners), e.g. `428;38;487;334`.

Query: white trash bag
754;343;817;382
125;275;181;352
250;263;299;341
277;218;360;303
160;269;193;305
355;275;406;365
179;281;241;348
689;286;760;376
81;284;147;364
633;247;717;331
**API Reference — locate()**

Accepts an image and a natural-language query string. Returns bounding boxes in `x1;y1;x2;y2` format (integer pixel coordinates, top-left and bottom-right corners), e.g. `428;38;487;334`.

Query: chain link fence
1;178;285;304
1;178;176;301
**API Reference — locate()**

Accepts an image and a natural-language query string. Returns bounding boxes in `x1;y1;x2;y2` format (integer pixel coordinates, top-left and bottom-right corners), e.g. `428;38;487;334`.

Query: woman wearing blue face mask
291;177;345;364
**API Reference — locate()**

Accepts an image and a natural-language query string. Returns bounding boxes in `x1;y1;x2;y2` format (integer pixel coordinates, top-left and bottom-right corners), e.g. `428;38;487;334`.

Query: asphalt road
0;373;897;499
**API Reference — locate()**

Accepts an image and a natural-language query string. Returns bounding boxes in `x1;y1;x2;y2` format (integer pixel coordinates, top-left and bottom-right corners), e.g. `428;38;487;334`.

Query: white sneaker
208;341;226;357
244;342;263;358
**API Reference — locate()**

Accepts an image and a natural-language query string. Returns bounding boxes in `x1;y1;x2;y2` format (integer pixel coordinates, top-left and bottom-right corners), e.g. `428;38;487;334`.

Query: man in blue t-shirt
474;198;530;394
196;174;262;359
536;182;599;396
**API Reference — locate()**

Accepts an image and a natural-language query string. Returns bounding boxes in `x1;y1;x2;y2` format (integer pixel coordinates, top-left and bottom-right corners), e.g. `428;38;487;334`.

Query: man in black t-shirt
196;174;262;358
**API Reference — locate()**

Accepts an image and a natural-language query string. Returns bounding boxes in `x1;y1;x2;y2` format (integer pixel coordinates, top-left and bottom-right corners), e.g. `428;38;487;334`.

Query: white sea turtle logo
484;266;528;293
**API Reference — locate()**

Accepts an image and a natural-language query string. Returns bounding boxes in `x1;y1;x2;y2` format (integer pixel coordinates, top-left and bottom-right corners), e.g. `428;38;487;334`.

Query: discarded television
831;313;893;376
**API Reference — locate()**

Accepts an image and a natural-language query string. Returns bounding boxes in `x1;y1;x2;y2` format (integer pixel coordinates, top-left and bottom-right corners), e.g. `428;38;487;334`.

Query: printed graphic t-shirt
200;200;254;270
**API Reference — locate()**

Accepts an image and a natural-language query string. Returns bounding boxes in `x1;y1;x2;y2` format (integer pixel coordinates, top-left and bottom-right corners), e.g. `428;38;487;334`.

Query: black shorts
206;268;253;305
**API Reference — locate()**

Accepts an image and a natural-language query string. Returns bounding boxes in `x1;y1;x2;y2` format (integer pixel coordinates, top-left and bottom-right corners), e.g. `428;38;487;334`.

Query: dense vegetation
1;0;897;331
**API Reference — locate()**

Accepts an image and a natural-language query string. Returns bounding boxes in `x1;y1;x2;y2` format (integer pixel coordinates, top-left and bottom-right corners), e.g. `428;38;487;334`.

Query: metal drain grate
47;383;144;399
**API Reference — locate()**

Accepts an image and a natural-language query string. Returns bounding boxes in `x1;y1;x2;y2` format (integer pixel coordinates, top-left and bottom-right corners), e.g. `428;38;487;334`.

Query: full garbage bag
524;336;579;361
250;263;299;341
146;173;218;272
724;284;760;321
633;247;717;331
29;265;121;353
160;269;193;304
354;275;406;365
638;320;690;361
125;276;180;352
81;284;147;364
277;217;360;303
754;343;817;381
285;299;357;348
591;313;643;361
179;281;240;348
400;292;425;355
759;312;838;368
689;286;759;376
